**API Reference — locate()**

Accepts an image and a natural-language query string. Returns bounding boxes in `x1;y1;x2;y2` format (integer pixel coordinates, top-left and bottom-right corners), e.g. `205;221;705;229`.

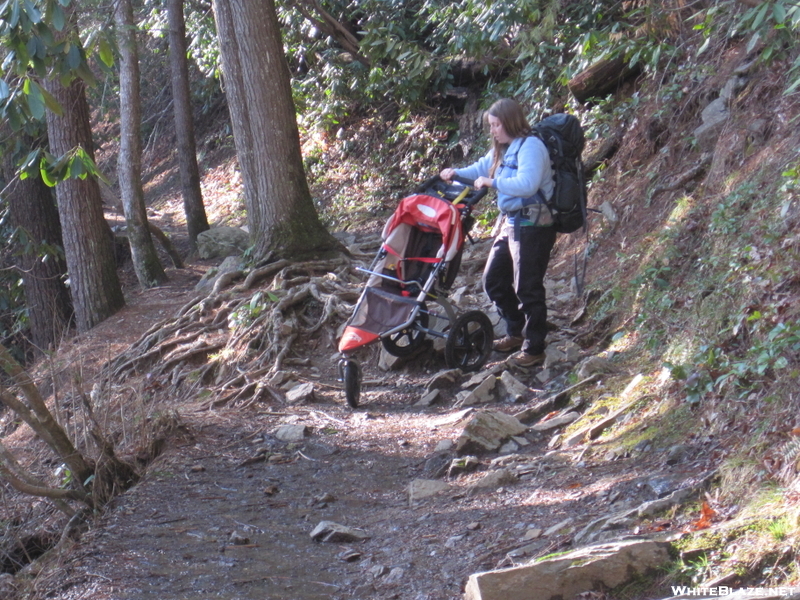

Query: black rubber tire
343;360;361;409
444;310;493;372
381;307;429;357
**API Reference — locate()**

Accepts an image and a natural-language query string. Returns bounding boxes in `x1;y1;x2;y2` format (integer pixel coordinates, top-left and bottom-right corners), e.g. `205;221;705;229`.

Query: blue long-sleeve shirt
455;136;554;214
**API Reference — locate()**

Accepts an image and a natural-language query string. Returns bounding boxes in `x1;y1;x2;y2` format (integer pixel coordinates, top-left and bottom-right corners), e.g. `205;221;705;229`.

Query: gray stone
463;539;672;600
197;227;249;259
456;411;528;455
694;98;729;152
497;371;529;403
285;382;315;404
426;369;461;392
499;439;520;454
577;356;613;378
458;375;497;406
310;520;368;543
408;479;450;502
468;468;517;492
194;255;244;293
530;411;580;432
600;201;618;224
542;517;574;537
274;423;309;443
448;455;480;477
416;389;441;407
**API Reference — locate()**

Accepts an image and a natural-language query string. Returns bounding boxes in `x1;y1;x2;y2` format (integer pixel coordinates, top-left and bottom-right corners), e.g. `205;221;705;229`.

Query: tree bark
115;0;168;288
167;0;210;252
43;77;125;332
212;0;343;263
1;135;73;353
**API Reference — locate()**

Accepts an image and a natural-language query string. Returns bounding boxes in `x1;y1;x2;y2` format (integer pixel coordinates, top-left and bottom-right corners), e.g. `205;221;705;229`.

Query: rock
416;389;440;407
408;479;451;502
370;565;389;579
458;375;497;406
310;521;368;543
435;439;454;452
229;531;250;545
543;517;574;537
448;455;480;477
383;567;405;584
463;539;672;600
562;341;582;363
425;369;461;392
599;200;618;224
456;411;528;455
577;356;613;378
694;98;729;152
496;371;529;403
285;382;315;404
666;444;691;465
468;468;517;492
378;347;404;371
422;452;452;479
197;226;249;259
544;345;566;369
499;439;519;454
530;411;580;432
523;528;542;541
274;424;309;443
194;255;244;293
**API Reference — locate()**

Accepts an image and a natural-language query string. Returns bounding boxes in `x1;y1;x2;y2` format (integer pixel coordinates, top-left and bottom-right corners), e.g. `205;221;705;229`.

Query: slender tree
167;0;210;253
115;0;168;288
212;0;342;262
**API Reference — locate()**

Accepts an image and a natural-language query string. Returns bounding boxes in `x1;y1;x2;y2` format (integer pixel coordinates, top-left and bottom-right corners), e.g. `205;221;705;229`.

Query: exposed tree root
104;256;359;409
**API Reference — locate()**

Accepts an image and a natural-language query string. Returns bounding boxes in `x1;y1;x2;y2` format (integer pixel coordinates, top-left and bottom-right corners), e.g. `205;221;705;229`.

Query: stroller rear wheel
341;359;361;408
445;310;493;372
381;307;429;357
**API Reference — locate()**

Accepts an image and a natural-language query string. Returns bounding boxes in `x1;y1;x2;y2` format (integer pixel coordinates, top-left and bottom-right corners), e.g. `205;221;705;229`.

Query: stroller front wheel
445;310;493;372
342;359;361;408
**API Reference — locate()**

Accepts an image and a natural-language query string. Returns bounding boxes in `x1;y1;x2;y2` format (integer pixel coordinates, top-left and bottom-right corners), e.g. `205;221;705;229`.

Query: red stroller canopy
381;194;463;262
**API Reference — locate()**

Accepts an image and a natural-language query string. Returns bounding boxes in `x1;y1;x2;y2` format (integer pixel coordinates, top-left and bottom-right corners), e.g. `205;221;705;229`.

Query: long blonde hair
487;98;532;177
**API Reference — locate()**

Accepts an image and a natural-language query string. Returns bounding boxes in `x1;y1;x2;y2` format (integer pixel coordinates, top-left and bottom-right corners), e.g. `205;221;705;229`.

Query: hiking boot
509;351;545;368
493;335;524;353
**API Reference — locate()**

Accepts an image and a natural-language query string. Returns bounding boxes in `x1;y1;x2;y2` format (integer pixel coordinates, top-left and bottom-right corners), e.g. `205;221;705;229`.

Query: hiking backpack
532;113;587;234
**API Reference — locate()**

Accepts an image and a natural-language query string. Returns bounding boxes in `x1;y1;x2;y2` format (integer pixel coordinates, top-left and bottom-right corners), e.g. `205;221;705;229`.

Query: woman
440;98;556;367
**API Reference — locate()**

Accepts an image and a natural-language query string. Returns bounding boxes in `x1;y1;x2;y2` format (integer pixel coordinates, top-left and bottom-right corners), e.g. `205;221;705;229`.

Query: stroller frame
337;176;495;408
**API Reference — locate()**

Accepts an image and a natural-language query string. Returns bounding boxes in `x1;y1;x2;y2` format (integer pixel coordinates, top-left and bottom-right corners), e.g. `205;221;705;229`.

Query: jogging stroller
337;176;494;408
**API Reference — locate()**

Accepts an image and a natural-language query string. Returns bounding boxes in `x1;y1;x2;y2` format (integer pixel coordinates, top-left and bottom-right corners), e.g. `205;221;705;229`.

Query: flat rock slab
456;410;527;455
464;539;672;600
310;521;368;543
408;478;451;503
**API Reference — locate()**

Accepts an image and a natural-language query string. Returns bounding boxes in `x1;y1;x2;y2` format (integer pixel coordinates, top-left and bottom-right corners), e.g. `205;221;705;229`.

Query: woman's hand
440;168;456;182
474;176;494;189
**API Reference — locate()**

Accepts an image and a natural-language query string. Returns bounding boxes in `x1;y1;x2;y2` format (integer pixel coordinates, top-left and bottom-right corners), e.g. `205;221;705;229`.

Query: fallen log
568;55;641;103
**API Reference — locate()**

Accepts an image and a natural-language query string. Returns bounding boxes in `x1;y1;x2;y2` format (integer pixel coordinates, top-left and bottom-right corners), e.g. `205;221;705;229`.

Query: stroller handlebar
414;175;487;207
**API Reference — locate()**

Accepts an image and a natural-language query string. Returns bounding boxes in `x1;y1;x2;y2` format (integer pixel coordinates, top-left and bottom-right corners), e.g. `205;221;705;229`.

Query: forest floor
7;190;719;600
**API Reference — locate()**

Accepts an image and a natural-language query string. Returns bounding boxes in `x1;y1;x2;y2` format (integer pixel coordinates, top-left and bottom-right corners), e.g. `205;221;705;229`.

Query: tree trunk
212;0;344;263
43;77;125;332
1;135;73;354
568;55;642;103
115;0;168;288
167;0;210;253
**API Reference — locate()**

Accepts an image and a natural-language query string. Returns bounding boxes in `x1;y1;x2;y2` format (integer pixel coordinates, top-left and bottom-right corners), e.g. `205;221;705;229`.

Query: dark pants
482;220;557;355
